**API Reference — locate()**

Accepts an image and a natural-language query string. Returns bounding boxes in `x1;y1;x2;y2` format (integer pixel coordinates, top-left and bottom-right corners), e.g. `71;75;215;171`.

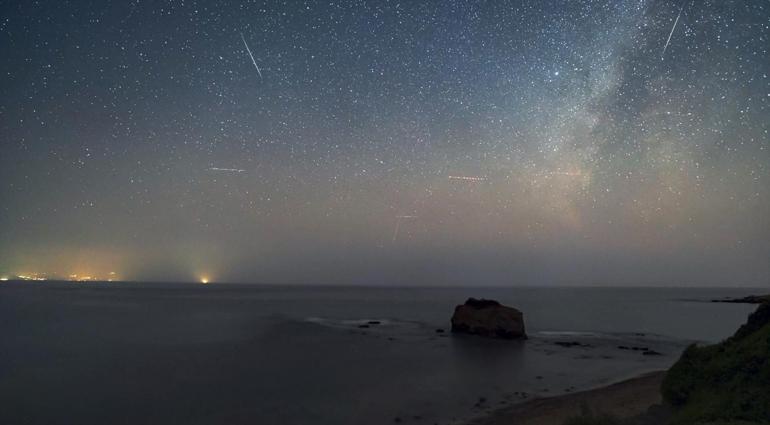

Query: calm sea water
0;283;762;425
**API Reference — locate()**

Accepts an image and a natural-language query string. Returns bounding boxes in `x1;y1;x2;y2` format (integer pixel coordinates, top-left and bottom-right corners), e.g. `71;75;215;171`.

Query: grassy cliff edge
562;300;770;425
660;302;770;424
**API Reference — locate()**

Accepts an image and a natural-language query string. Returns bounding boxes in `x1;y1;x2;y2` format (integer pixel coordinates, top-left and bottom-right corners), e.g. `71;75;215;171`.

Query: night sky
0;0;768;286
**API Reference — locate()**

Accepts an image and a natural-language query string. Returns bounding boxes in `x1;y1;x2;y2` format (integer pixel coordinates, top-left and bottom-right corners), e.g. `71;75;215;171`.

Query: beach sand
466;371;666;425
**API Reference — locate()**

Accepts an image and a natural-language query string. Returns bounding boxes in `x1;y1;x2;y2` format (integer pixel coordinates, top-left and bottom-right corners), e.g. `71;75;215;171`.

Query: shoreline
465;370;666;425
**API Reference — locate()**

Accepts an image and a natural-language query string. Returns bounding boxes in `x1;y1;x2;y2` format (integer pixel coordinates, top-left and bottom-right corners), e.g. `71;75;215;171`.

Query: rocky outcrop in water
710;294;770;304
450;298;526;339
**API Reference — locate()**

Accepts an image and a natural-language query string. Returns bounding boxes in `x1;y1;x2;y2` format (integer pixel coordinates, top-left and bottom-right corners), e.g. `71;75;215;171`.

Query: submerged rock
554;341;591;348
450;298;526;339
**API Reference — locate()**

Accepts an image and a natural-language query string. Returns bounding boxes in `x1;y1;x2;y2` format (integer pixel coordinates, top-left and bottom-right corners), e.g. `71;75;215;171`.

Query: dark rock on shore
554;341;591;348
710;294;770;304
614;345;663;356
617;345;648;351
450;298;526;339
473;396;488;409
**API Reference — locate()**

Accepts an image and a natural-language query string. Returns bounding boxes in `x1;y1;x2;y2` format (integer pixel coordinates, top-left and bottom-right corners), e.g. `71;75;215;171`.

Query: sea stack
450;298;527;339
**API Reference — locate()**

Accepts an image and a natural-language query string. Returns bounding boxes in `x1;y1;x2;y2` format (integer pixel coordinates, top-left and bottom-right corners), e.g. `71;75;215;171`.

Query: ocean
0;282;761;425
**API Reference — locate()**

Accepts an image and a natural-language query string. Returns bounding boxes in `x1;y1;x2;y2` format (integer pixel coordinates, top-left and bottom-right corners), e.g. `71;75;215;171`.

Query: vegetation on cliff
661;302;770;424
562;301;770;425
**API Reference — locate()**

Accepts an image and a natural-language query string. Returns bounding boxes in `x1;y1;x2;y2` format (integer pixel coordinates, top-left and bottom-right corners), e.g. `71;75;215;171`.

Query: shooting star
240;32;263;79
448;175;487;182
392;215;418;242
543;171;583;177
208;167;246;173
662;0;690;59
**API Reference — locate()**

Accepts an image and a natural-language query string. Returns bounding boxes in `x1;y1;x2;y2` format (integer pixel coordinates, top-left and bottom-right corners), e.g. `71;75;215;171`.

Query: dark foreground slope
661;302;770;424
485;300;770;425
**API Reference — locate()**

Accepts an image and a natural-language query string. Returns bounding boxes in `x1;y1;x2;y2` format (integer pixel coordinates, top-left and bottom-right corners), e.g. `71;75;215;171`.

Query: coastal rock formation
450;298;526;339
662;302;770;423
711;294;770;304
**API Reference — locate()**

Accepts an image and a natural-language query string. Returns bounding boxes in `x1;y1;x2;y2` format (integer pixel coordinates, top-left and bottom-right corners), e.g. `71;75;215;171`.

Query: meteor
544;171;582;177
392;215;417;242
240;32;263;79
662;0;690;59
448;175;487;182
208;167;246;173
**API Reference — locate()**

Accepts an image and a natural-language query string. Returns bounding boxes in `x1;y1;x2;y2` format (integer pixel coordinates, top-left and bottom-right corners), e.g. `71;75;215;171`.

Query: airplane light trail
240;32;263;79
448;175;487;182
662;0;689;59
208;167;246;173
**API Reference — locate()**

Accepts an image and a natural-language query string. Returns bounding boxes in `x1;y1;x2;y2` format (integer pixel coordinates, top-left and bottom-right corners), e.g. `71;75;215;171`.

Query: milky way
0;0;768;285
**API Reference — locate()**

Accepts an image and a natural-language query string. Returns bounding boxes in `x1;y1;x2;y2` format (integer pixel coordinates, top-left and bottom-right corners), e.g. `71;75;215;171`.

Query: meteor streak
240;32;263;79
392;215;417;242
544;171;583;177
662;0;689;59
208;167;246;173
448;175;487;182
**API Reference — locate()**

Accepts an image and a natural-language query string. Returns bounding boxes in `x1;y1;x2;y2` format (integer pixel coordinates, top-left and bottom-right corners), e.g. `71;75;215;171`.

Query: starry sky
0;0;768;286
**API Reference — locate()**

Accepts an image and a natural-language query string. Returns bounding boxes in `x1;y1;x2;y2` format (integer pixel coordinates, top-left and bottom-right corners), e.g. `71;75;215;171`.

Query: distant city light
2;271;122;283
68;274;98;282
16;274;47;281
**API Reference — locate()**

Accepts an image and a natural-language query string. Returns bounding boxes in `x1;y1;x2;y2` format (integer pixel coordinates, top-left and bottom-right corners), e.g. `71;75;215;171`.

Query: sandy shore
466;371;666;425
